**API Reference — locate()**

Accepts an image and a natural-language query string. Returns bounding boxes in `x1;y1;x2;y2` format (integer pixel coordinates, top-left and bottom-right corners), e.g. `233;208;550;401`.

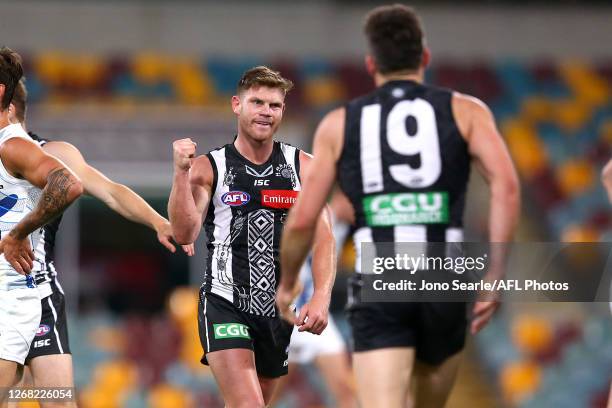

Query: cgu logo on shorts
261;190;299;209
213;323;250;339
36;324;51;337
221;191;250;206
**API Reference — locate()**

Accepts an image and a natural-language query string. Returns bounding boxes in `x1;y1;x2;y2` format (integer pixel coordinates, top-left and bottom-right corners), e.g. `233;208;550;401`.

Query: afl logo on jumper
36;324;51;337
222;191;250;206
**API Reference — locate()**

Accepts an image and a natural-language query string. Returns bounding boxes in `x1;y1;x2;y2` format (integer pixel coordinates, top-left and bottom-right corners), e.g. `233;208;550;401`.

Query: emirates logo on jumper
261;190;299;209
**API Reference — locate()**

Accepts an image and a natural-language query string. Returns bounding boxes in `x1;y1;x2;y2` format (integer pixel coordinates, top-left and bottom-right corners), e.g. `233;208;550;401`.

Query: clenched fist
173;138;197;171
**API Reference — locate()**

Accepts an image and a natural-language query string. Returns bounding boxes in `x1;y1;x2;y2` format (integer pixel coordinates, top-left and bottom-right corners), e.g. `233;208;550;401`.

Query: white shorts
0;287;41;365
288;314;346;364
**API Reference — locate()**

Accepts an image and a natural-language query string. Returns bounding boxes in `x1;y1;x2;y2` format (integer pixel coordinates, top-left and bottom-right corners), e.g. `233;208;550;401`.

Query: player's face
234;86;285;142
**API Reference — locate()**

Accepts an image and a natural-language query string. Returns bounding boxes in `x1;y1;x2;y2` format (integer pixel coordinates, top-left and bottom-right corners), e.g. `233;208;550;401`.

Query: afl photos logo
222;191;251;206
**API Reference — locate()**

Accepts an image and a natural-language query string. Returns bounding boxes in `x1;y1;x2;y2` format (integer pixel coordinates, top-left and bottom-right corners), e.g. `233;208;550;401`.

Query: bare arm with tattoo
0;137;83;274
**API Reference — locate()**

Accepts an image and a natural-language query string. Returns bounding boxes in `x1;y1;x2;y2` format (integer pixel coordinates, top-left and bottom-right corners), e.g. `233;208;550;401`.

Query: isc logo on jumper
221;191;250;206
254;179;270;187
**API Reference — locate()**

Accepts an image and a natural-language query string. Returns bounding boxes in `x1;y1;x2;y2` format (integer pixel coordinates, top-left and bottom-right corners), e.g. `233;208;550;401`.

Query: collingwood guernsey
203;140;302;317
27;132;63;298
338;80;471;272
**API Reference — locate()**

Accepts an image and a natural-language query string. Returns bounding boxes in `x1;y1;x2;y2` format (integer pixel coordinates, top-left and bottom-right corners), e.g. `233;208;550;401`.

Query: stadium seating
23;52;611;239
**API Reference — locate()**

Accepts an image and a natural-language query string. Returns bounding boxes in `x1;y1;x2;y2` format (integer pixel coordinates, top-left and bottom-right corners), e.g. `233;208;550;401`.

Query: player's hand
276;281;302;325
155;219;177;253
181;244;195;256
0;233;35;275
173;138;197;172
155;219;195;256
470;300;499;334
470;247;505;334
296;293;329;335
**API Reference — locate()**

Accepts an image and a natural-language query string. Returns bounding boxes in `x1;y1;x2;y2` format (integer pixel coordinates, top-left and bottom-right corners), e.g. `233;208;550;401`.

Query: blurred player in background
169;66;335;407
0;47;83;405
278;4;520;408
8;78;192;408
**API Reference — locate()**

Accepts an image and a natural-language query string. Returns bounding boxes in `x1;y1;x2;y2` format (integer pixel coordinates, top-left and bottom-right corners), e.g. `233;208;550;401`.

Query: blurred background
2;0;611;407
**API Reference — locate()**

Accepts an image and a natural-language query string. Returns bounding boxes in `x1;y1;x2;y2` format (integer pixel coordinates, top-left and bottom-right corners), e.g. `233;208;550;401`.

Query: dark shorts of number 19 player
347;275;467;366
198;290;294;378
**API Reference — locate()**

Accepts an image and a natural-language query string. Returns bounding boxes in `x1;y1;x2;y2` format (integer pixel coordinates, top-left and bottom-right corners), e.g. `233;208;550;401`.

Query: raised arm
168;138;213;245
0;137;83;274
453;93;521;333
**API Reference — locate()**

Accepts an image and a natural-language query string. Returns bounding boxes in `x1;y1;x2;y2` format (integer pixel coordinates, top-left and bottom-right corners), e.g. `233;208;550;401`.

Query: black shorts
26;289;71;362
347;275;467;366
198;290;293;378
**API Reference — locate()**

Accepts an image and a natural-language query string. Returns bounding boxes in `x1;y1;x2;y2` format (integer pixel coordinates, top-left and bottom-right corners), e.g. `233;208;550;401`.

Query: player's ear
421;47;431;69
365;55;377;77
231;95;241;115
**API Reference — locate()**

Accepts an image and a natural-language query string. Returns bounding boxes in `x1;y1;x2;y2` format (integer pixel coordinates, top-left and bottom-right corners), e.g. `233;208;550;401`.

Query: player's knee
234;399;265;408
329;376;355;403
418;367;441;385
226;389;266;408
336;385;355;405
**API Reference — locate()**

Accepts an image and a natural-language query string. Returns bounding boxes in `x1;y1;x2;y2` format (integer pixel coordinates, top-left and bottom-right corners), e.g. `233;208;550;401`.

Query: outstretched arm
41;141;190;254
0;137;83;274
168;138;213;245
453;93;521;334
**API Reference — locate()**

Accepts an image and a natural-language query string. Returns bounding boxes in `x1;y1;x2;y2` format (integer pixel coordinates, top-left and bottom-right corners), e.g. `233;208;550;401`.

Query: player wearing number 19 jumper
277;5;520;408
169;66;335;408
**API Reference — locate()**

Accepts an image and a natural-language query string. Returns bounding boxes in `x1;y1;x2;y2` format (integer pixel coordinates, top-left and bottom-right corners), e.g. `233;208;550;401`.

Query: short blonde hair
237;66;293;95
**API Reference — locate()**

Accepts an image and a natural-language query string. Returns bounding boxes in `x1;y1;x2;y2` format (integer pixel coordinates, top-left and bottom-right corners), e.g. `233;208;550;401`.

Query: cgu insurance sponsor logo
213;323;250;339
363;191;449;226
221;191;250;206
261;190;299;209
